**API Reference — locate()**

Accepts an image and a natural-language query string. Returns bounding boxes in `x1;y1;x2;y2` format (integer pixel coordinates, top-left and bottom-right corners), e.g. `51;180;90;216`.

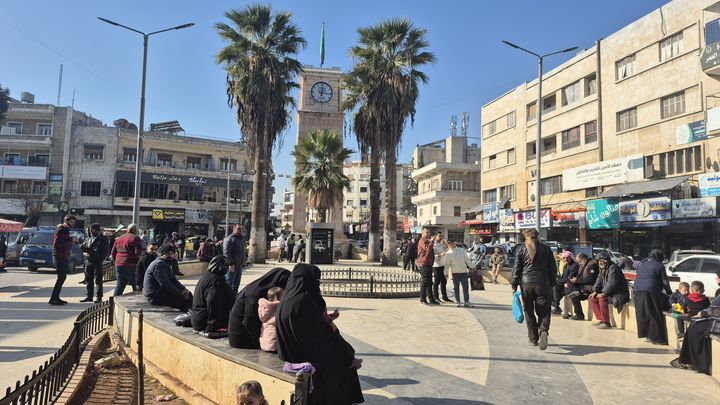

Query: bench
113;294;308;405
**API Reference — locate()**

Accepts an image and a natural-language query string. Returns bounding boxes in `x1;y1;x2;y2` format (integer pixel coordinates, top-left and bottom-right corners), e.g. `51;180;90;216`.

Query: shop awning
0;218;24;233
462;204;484;214
459;220;484;226
599;175;691;198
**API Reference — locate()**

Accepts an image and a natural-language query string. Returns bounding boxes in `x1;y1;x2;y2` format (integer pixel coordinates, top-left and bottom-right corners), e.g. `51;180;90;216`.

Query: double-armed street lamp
98;17;194;226
502;41;578;232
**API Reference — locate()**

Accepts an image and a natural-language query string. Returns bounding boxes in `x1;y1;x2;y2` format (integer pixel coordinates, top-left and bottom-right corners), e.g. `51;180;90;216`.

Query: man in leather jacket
511;229;557;350
81;223;110;303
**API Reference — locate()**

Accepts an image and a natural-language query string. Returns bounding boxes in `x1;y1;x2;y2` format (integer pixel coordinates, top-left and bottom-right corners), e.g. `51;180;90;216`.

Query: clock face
310;81;333;104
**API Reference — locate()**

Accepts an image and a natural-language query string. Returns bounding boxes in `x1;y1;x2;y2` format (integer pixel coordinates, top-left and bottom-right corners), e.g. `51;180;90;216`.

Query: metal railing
320;267;421;298
0;298;114;405
102;261;115;282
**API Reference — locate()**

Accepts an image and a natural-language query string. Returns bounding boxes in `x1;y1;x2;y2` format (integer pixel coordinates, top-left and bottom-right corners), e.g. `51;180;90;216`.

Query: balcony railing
1;158;50;167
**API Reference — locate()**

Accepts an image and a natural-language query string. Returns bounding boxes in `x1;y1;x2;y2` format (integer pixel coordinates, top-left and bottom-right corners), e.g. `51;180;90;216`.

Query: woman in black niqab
228;267;291;349
276;263;364;405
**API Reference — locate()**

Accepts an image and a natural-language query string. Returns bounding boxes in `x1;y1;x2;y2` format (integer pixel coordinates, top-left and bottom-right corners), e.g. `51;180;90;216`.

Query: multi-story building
341;160;411;225
411;135;481;242
480;0;720;255
279;188;294;230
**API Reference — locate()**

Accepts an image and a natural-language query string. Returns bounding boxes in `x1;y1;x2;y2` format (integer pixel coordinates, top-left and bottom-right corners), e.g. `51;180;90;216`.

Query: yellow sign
152;210;164;220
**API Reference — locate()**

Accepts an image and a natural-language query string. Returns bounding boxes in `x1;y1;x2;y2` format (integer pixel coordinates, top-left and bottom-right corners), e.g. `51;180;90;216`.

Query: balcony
701;40;720;75
411;186;480;204
117;159;225;174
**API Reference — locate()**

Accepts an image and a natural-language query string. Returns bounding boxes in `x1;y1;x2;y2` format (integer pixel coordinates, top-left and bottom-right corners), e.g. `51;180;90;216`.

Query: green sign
586;199;620;229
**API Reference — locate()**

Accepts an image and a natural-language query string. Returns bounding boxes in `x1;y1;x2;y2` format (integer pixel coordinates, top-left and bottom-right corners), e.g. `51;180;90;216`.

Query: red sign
402;218;410;233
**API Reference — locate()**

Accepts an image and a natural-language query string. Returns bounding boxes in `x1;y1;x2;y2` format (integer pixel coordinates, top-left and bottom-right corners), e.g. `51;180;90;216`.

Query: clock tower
292;65;346;237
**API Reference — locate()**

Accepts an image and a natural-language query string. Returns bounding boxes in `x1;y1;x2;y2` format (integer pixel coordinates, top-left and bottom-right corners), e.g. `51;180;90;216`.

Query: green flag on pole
320;22;325;67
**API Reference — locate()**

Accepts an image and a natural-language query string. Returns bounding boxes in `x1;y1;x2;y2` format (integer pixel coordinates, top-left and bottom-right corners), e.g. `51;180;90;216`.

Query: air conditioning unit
64;191;75;198
102;188;112;195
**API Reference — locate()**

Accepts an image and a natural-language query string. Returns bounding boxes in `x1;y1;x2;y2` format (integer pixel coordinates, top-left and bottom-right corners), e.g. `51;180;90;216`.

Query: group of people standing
276;232;306;263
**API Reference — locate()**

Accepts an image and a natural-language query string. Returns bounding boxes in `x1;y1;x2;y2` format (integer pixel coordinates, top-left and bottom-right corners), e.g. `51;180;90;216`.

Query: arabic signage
116;170;251;189
0;165;48;180
151;209;185;221
586;199;620;229
49;173;63;196
499;209;515;232
553;211;585;228
699;173;720;197
469;224;497;235
482;203;499;223
619;197;671;222
672;197;718;219
701;40;720;71
676;121;707;145
514;209;552;229
185;208;213;224
562;155;645;191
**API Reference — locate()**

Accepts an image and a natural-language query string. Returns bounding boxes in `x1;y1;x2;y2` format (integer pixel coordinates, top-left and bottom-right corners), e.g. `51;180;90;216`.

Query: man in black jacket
80;224;110;303
143;244;192;312
511;228;557;350
135;242;158;291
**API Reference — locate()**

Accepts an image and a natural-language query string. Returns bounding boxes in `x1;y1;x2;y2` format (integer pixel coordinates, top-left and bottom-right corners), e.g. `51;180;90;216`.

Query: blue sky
0;0;668;213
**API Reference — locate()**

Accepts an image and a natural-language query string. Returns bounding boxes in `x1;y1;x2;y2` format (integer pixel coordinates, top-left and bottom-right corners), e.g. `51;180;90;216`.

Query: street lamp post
216;147;248;237
502;41;578;232
98;17;194;226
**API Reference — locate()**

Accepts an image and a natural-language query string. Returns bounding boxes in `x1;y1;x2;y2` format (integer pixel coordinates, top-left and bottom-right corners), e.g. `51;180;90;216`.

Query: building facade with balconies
341;161;411;226
411;136;480;242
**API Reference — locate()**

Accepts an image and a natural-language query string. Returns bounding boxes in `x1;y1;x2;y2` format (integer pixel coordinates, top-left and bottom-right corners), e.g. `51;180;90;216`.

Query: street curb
55;328;110;405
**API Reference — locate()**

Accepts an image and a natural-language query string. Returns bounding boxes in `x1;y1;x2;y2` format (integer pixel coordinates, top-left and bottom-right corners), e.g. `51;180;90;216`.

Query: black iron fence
320;268;421;298
102;261;115;282
0;297;114;405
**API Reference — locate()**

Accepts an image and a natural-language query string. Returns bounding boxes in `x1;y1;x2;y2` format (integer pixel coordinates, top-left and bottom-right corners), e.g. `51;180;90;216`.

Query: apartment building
480;0;720;255
279;188;294;229
341;161;411;225
411;136;481;242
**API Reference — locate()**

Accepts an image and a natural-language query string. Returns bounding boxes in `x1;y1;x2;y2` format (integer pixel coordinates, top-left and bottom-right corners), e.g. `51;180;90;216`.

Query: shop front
618;196;671;258
548;209;586;244
151;208;185;241
667;197;719;252
585;198;620;251
184;208;213;237
514;209;551;240
497;209;516;243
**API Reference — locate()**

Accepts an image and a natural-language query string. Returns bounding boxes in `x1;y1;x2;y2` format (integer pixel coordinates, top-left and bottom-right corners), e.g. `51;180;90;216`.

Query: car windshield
676;252;714;261
27;233;53;245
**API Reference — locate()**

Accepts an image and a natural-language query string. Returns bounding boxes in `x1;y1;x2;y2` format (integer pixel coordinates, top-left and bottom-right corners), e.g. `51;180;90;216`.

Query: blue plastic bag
512;290;524;323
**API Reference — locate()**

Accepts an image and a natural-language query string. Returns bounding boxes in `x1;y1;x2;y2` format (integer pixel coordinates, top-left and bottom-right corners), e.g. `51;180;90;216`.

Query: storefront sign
499;209;515;232
553;211;584;228
676;121;707;145
402;218;410;233
469;224;496;235
0;165;48;180
514;209;552;229
562;155;645;191
699;173;720;197
185;208;212;224
151;209;185;221
701;40;720;71
116;170;251;189
672;197;718;219
49;173;63;196
619;197;671;222
586;199;620;229
482;203;499;223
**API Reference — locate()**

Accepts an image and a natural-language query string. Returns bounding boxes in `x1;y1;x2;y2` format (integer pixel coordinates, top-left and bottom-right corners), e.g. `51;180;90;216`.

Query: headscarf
281;263;326;312
560;251;574;261
648;249;664;263
522;229;539;263
207;255;228;276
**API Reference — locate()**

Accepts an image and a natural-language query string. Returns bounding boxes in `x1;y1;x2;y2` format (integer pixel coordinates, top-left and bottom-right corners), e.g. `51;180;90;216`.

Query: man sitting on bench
144;244;193;312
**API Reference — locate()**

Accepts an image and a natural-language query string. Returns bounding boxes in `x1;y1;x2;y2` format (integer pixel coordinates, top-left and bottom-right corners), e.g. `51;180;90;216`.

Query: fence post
72;321;81;364
370;275;375;296
108;296;114;326
137;309;144;405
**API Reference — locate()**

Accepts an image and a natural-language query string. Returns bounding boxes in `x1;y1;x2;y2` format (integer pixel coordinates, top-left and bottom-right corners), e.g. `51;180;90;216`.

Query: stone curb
55;328;110;405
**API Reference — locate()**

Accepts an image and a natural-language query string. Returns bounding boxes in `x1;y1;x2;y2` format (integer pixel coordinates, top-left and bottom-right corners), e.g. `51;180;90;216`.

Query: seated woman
276;264;363;405
228;267;291;349
588;251;629;329
191;255;234;332
671;270;720;374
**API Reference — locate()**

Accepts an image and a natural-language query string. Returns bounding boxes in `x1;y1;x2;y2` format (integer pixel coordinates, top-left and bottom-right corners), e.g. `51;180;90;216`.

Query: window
706;19;720;45
83;145;104;160
157;153;173;167
2;180;17;193
561;126;581;150
122;148;137;162
506;111;516;128
115;181;134;197
674;258;701;273
540;176;562;196
507;148;516;165
660;32;683;61
654;145;702;177
4;153;20;165
419;208;423;216
179;185;203;201
542;94;556;114
454;206;461;217
433;206;437;215
33;181;47;194
220;158;237;171
5;123;22;134
616;54;636;79
186;157;202;170
360;186;368;193
488;154;497;169
360;199;367;206
700;259;720;273
499;184;515;201
488;120;497;136
448;180;463;191
527;142;537;160
431;179;439;190
661;92;685;119
81;181;101;197
561;81;581;106
34;154;50;167
542;136;556;156
584;73;597;96
617;108;637;131
526;102;537;121
141;183;168;199
36;124;52;135
359;173;369;180
483;189;497;203
585;188;599;198
585;121;598;144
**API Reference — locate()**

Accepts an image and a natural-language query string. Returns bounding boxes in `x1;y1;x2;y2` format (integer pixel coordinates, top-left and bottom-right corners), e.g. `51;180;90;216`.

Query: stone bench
113;294;307;405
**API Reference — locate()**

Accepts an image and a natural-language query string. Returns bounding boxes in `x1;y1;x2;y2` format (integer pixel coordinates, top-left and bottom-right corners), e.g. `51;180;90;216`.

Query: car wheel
28;265;38;272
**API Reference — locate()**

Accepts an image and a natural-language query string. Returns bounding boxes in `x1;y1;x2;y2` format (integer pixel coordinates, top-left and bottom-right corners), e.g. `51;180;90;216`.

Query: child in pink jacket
258;287;283;352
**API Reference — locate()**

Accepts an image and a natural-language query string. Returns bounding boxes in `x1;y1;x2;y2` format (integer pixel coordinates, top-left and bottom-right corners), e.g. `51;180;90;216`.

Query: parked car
5;228;33;266
19;228;83;272
666;254;720;297
665;249;716;272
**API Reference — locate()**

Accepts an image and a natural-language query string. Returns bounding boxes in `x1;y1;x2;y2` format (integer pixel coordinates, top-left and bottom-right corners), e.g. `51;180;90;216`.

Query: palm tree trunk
248;133;268;264
382;146;398;265
367;147;381;262
318;208;327;223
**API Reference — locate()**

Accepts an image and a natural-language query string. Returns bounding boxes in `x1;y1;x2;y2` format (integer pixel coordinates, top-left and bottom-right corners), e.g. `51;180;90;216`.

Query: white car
666;254;720;296
665;249;715;272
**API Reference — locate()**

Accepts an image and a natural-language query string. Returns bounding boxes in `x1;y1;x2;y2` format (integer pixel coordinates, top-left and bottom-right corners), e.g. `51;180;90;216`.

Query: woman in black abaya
228;267;291;349
276;263;364;405
633;249;673;344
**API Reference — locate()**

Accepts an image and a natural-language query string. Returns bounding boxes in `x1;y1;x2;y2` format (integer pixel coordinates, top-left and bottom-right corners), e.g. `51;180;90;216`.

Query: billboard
562;155;644;191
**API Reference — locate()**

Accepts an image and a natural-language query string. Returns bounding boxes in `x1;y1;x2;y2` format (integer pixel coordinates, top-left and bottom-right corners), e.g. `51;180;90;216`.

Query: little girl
258;287;283;352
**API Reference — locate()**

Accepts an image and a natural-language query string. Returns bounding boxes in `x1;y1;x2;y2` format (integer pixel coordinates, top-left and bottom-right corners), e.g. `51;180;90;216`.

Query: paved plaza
1;262;719;404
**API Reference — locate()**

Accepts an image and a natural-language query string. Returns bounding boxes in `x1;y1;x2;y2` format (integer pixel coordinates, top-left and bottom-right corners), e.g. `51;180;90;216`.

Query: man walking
223;224;246;295
511;229;557;350
80;223;110;303
277;233;287;262
416;226;438;305
50;214;76;305
111;224;144;296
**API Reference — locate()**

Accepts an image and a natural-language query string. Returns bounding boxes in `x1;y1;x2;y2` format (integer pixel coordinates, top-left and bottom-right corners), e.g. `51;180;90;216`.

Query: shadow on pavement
361;376;419;388
0;346;57;363
550;344;674;356
363;394;492;404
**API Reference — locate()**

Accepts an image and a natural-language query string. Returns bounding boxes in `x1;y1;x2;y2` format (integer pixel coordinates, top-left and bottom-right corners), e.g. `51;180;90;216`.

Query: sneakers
562;314;571;320
595;322;611;329
456;303;462;307
551;309;562;315
529;339;538;346
79;297;93;303
538;331;548;351
571;315;585;321
463;302;471;308
428;300;441;305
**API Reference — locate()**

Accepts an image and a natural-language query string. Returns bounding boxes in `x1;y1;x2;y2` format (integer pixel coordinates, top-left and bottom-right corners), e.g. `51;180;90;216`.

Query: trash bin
306;223;334;265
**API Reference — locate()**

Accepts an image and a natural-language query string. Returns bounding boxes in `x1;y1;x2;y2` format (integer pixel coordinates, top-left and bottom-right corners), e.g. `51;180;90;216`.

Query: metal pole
133;35;149;227
137;309;145;405
535;56;543;233
225;162;231;237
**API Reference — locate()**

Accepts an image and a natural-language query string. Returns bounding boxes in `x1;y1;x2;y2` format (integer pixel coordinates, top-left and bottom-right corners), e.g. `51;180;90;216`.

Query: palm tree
343;18;436;265
216;4;306;263
292;129;353;223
